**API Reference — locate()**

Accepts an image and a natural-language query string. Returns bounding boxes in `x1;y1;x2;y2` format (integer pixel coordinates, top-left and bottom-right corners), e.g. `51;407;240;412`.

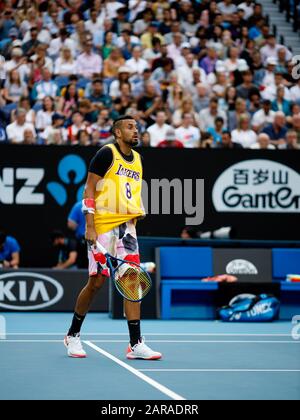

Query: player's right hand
85;226;97;245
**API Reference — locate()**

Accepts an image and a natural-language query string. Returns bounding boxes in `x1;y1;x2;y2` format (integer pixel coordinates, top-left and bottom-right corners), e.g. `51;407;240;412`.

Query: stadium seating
158;246;300;320
272;248;300;281
157;247;217;319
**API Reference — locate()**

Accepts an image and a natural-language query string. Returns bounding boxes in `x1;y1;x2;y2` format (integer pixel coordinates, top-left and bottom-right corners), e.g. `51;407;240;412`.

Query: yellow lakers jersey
94;144;145;234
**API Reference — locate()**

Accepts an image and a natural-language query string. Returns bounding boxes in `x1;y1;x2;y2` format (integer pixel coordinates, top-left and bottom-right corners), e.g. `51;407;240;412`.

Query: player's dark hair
112;115;135;136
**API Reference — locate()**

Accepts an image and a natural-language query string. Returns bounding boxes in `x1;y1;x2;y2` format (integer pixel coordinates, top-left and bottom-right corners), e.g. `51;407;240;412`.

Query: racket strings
114;266;151;301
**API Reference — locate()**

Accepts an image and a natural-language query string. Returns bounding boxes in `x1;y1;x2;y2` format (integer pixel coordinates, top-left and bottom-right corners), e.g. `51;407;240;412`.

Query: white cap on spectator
11;47;23;57
181;42;191;49
237;59;250;72
165;129;176;141
118;66;131;74
266;57;277;66
12;40;22;48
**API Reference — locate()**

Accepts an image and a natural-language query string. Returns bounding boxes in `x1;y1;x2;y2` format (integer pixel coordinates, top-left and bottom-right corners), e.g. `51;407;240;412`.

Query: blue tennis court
0;313;299;400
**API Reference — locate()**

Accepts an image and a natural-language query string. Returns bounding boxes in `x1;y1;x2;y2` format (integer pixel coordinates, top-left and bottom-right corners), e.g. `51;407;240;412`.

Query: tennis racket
90;240;152;302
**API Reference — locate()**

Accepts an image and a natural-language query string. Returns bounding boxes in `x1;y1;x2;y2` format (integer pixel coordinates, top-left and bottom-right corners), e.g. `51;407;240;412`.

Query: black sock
127;319;141;347
68;312;86;337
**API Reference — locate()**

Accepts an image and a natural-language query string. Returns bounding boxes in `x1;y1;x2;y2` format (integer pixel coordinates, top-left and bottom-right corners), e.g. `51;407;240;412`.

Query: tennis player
64;115;162;360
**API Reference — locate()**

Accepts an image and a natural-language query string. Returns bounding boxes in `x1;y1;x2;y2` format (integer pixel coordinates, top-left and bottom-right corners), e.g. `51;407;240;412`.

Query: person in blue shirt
68;201;85;239
67;201;87;268
0;231;20;268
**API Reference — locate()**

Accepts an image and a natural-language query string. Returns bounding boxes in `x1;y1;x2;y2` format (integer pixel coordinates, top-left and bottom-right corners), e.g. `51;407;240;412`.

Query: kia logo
0;272;64;310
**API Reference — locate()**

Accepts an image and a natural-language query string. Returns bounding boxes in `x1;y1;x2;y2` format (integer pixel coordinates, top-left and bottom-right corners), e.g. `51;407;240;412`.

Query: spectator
199;45;218;75
199;98;227;133
67;111;90;144
151;57;174;87
91;109;114;145
102;31;117;59
30;43;53;75
10;96;35;125
0;231;20;269
147;110;172;147
6;107;36;144
250;133;276;149
4;46;30;84
139;131;151;147
57;83;81;119
51;230;78;270
42;113;67;144
175;112;201;148
85;7;105;34
262;111;288;147
143;37;163;64
54;46;76;76
22;26;41;57
224;46;245;73
176;53;205;91
132;67;160;98
252;99;275;132
166;32;184;64
291;114;300;144
164;21;187;45
290;79;300;104
217;130;243;149
231;114;257;148
236;70;257;100
103;47;125;80
0;0;299;155
262;71;291;102
137;81;162;126
67;201;87;268
109;66;132;100
207;117;226;145
260;35;292;66
2;69;28;105
172;96;200;128
75;33;102;78
125;46;149;75
218;0;237;21
35;96;55;136
86;78;112;110
140;21;165;49
228;97;249;131
31;67;59;103
23;128;36;145
271;86;291;116
282;130;300;150
157;127;184;148
76;129;91;146
48;28;76;59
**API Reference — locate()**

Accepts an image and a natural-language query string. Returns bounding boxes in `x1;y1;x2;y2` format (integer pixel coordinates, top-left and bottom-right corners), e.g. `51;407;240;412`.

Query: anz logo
0;155;87;206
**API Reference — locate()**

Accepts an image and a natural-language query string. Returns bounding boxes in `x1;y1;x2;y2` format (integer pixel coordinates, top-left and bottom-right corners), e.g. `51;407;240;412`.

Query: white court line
84;340;185;401
1;340;298;344
0;339;63;342
4;333;292;336
139;369;300;373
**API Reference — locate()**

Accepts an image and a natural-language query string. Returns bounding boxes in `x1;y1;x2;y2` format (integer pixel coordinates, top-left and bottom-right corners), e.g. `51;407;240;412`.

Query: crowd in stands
0;0;300;149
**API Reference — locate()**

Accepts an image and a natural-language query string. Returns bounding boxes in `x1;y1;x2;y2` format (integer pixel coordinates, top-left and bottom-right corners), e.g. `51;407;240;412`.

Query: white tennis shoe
126;337;162;360
64;334;87;358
